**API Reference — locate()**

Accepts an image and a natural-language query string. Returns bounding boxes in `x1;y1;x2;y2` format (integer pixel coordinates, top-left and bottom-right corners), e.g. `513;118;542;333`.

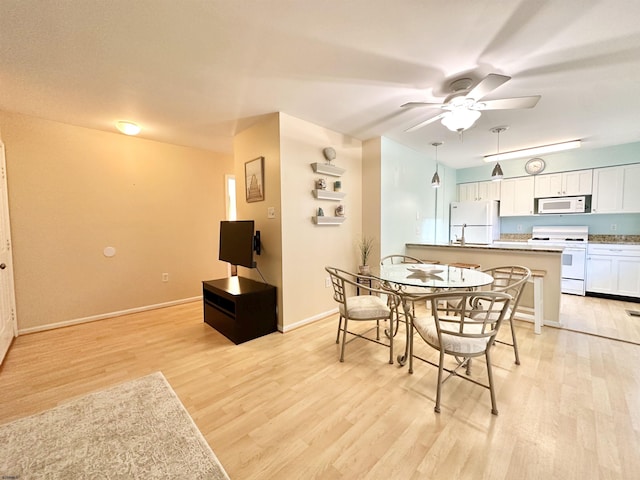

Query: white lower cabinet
586;244;640;298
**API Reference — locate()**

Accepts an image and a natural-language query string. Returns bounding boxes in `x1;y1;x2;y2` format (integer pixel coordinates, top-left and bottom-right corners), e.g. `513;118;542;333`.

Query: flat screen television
219;220;260;268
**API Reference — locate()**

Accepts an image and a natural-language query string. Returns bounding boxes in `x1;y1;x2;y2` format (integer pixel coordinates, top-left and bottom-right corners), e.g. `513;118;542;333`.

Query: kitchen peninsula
405;242;563;328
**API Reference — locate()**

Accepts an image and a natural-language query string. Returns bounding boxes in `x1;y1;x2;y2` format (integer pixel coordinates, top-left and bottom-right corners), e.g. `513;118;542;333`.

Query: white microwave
538;196;587;214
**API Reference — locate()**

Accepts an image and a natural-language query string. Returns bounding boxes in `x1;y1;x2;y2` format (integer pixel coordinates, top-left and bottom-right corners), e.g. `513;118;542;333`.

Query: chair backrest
428;290;512;344
380;254;424;266
325;266;348;306
482;266;531;315
325;266;397;306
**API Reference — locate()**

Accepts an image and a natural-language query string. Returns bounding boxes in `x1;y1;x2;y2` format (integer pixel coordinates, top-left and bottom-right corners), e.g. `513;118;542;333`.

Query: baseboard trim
586;291;640;303
281;307;338;333
18;297;201;335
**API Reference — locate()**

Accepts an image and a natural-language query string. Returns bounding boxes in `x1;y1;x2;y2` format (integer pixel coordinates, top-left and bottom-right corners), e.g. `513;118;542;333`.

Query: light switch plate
267;207;276;219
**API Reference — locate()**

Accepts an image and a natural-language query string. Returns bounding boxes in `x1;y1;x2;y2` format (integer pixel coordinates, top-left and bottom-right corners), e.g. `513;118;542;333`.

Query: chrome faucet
454;223;467;246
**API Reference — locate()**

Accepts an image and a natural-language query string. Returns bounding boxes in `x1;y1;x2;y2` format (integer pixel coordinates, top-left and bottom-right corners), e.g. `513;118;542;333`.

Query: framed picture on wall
245;156;265;203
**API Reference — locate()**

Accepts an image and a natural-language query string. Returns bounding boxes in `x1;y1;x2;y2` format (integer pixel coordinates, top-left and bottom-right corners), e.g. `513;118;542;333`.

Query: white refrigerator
449;200;500;245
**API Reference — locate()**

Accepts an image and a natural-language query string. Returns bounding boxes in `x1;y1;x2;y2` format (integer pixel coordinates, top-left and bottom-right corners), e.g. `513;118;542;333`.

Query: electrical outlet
517;224;523;232
325;277;331;288
162;273;169;282
611;224;617;231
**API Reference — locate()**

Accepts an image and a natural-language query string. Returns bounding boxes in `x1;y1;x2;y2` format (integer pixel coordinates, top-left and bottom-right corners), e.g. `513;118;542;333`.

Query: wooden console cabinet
202;276;277;344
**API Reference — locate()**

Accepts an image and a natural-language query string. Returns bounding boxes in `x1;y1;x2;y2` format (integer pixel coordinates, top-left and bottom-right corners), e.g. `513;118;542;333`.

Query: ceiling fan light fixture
116;121;141;136
484;139;581;162
441;108;481;132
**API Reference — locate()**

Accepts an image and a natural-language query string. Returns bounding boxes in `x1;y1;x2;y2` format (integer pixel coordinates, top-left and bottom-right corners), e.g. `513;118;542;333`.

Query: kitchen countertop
405;241;564;324
406;242;564;254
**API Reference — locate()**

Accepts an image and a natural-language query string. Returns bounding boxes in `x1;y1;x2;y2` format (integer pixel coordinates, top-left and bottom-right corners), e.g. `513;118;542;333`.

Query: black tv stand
202;276;277;344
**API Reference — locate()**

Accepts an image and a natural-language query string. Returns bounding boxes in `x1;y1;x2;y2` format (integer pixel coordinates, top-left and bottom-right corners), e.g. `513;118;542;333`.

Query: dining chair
409;290;512;415
479;266;531;365
325;266;398;364
380;254;424;265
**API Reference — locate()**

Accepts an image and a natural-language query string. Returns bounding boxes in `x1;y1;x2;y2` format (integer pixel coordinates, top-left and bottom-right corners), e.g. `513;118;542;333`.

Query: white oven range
527;226;589;296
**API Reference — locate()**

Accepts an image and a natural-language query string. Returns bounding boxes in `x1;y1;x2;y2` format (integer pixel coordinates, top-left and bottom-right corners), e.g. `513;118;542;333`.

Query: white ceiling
2;0;640;168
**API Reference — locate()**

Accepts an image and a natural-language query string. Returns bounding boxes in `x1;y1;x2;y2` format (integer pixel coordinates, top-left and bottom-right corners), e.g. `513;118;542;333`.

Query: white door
0;142;17;364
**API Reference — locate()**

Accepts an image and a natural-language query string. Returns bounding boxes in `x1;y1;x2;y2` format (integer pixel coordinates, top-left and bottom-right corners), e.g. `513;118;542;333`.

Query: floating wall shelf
312;216;346;225
312;189;346;201
311;163;345;177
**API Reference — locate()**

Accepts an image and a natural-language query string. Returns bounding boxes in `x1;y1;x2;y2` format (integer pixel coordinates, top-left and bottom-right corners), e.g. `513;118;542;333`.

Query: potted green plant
358;236;374;274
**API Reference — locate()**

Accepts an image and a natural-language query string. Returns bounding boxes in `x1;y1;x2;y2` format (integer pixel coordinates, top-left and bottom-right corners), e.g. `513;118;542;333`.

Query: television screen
219;220;256;268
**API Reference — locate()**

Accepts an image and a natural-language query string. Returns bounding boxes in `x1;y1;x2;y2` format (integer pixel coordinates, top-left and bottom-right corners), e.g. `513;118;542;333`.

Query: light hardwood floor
560;294;640;345
1;299;639;479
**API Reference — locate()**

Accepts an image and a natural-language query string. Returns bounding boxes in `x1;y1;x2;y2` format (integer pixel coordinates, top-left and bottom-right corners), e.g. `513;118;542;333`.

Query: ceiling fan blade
478;95;541;110
404;113;447;133
400;101;444;108
466;73;511;101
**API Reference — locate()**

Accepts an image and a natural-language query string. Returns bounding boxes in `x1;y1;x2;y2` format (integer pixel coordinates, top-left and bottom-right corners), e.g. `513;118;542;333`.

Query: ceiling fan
402;74;540;133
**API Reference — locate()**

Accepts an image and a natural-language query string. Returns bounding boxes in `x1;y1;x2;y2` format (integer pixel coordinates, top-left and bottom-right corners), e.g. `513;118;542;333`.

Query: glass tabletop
377;263;494;290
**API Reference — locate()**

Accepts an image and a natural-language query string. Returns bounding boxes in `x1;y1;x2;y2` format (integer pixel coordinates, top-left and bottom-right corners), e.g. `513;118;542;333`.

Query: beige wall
280;113;362;331
233;113;284;326
233;112;363;331
0;111;233;332
362;138;382;264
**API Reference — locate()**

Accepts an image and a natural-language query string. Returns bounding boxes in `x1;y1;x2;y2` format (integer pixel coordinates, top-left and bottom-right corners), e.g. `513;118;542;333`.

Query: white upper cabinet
621;163;640;212
458;181;500;202
499;177;534;216
563;170;593;196
477;181;501;201
592;164;640;213
534;170;592;198
457;183;477;202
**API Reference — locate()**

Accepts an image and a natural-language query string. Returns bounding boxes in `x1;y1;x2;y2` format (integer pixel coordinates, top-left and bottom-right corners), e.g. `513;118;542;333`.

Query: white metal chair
409;290;512;415
325;266;399;364
380;254;424;266
479;266;531;365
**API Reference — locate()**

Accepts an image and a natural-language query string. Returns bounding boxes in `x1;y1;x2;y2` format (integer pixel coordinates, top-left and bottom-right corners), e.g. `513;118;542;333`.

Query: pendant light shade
431;170;441;188
491;162;504;181
431;141;443;188
490;126;507;182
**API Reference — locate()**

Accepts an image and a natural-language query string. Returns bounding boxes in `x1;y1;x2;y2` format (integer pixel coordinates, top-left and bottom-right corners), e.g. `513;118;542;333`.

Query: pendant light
490;126;507;181
431;141;443;188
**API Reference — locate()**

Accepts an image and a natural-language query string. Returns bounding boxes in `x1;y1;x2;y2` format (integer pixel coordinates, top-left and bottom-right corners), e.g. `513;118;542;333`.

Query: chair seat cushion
413;315;491;355
341;295;390;319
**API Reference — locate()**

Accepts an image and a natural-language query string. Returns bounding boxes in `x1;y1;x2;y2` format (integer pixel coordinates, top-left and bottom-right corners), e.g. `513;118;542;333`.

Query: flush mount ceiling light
483;139;581;162
490;126;507;182
431;141;443;188
116;121;141;136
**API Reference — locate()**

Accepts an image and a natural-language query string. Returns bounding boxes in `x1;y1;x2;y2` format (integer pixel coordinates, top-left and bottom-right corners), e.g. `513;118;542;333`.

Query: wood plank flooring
1;299;639;479
560;294;640;345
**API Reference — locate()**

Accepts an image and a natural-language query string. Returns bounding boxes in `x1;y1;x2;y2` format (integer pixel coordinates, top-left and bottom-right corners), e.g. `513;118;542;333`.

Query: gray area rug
0;372;230;479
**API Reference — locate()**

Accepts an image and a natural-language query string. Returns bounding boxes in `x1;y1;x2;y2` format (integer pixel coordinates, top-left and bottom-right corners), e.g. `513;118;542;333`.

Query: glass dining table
373;263;495;368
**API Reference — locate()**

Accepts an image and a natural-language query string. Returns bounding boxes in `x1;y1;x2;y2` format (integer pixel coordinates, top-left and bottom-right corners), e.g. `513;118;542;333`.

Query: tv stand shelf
203;276;277;344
